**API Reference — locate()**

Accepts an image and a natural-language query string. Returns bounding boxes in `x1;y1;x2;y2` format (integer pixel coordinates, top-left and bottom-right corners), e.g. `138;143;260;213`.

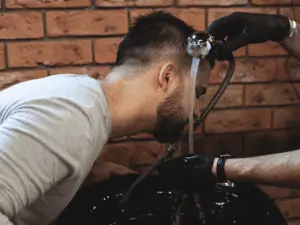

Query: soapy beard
153;87;187;143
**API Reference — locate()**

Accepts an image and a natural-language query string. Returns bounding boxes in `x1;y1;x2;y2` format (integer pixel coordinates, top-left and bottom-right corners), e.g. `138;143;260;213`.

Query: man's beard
153;87;187;143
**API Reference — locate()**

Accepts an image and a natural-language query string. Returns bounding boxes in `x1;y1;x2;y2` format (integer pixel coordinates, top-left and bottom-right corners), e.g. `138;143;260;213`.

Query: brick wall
1;0;300;224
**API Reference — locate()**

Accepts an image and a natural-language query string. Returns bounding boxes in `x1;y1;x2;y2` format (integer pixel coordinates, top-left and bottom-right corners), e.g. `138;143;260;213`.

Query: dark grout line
1;5;299;12
3;42;8;70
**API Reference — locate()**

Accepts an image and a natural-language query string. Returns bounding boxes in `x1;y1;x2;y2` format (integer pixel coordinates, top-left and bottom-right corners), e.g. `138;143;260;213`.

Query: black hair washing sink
56;174;287;225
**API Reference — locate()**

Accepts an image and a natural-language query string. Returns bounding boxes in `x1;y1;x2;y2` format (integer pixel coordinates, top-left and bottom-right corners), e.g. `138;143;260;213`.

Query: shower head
186;32;214;59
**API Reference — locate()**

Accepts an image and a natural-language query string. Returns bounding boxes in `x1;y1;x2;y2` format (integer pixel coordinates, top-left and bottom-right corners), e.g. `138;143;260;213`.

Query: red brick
276;198;300;219
177;0;247;6
204;85;243;108
0;44;5;70
94;38;122;64
279;7;300;21
131;0;173;6
248;41;287;56
130;8;206;31
253;128;300;154
96;0;172;7
49;66;111;80
288;219;300;225
273;106;300;129
277;57;292;81
6;0;90;8
243;129;298;157
233;47;247;57
95;0;127;6
172;8;206;31
99;143;132;167
130;9;155;23
108;136;129;143
277;57;300;81
258;185;290;199
0;12;43;39
100;141;164;169
7;40;92;68
205;108;272;133
86;141;165;185
0;70;47;90
128;133;155;140
46;10;128;37
208;8;277;25
289;189;300;197
245;84;299;106
210;58;278;84
192;134;243;157
251;0;292;4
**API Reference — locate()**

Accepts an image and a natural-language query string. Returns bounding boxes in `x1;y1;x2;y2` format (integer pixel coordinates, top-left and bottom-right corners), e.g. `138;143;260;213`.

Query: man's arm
0;110;71;224
0;214;13;225
159;149;300;189
282;21;300;59
0;96;96;224
213;150;300;187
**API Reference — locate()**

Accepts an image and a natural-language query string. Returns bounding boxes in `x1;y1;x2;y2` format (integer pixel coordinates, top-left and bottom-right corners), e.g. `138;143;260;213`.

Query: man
0;11;209;225
160;12;300;189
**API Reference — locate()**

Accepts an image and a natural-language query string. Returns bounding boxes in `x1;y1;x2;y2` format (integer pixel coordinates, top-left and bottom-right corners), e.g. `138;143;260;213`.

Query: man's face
153;59;211;143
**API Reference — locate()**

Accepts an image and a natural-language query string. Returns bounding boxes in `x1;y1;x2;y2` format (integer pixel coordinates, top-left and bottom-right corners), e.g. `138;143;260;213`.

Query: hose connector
186;32;214;59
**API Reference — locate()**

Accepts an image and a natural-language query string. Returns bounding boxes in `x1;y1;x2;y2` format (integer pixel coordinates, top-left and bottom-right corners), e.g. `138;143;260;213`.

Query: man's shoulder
0;73;103;103
0;74;110;132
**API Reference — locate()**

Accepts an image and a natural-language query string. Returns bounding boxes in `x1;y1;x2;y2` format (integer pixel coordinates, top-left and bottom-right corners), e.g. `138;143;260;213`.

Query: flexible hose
122;58;235;203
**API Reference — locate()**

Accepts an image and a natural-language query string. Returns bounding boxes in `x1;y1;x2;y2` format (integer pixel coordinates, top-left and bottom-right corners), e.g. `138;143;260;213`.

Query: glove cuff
272;15;291;42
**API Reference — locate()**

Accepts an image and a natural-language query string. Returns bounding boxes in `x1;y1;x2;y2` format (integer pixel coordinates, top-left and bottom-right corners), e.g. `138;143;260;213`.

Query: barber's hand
158;154;216;191
208;12;291;60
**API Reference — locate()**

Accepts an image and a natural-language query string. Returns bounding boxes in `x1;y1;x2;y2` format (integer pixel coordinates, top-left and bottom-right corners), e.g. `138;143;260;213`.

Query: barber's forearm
282;21;300;59
212;150;300;188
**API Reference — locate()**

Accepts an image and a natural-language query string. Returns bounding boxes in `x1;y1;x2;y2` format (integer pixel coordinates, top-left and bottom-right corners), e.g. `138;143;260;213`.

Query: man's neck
100;75;156;140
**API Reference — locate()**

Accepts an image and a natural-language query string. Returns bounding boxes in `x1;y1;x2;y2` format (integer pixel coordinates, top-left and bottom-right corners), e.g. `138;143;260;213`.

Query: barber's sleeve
0;100;93;224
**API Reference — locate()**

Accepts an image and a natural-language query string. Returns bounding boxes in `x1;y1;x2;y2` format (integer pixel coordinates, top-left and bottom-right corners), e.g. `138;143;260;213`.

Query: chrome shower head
186;32;215;59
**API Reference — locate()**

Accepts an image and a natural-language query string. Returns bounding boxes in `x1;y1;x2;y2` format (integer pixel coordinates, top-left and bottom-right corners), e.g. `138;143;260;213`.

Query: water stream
189;57;201;154
172;57;202;225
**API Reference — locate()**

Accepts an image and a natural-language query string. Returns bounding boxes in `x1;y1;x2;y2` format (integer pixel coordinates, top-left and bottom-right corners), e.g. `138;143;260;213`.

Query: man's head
105;11;211;143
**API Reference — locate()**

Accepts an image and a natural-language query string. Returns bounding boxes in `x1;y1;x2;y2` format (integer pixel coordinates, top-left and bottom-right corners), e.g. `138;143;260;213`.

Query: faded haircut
114;11;196;71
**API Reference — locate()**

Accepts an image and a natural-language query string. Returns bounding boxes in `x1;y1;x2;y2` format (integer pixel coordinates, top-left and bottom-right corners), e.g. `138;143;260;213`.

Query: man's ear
158;63;175;92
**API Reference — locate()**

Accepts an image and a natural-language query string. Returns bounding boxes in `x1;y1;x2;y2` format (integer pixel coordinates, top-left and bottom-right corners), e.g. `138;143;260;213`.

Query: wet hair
115;11;196;71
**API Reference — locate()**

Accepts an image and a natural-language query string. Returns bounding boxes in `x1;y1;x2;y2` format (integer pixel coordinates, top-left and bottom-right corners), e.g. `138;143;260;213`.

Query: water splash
173;194;187;225
189;57;200;154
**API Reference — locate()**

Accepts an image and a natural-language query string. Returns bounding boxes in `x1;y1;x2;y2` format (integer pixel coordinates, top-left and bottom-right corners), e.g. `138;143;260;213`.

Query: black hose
121;57;235;203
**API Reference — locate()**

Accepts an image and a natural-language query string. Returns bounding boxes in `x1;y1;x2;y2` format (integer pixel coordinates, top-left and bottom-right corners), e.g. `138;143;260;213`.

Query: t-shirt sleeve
0;213;13;225
0;98;95;224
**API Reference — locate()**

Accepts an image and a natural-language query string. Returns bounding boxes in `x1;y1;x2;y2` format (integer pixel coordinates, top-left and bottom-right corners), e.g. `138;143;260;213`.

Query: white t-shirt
0;74;111;225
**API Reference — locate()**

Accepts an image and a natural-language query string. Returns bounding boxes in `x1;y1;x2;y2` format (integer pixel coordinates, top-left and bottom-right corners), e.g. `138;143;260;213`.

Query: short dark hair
115;11;195;70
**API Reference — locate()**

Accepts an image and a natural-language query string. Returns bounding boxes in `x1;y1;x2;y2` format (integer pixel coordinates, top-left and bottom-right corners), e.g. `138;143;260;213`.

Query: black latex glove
158;154;215;191
207;12;291;60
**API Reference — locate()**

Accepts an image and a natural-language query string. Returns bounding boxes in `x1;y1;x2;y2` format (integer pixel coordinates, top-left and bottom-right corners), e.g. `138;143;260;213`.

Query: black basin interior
57;174;287;225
